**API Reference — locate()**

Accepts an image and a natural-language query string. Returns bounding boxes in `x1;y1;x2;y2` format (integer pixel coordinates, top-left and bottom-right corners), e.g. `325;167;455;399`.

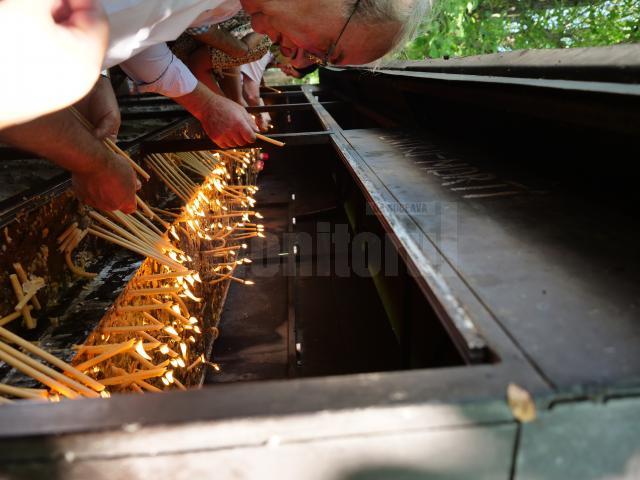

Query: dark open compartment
208;143;469;385
322;101;391;130
262;91;309;105
266;107;326;133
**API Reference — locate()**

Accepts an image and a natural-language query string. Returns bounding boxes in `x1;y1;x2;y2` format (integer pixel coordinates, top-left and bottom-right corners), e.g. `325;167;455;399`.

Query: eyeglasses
306;0;361;66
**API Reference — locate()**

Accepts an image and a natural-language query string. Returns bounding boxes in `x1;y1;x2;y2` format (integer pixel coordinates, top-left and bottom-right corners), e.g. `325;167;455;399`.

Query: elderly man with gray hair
246;0;430;66
0;0;430;213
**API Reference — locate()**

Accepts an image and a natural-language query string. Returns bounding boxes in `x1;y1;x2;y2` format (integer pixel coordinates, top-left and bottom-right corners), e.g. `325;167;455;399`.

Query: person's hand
0;0;109;129
174;82;259;148
72;152;140;213
76;76;121;142
256;112;272;133
199;94;259;149
278;64;302;79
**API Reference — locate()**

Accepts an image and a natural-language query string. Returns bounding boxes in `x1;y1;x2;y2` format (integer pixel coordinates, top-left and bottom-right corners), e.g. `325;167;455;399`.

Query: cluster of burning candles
0;140;273;403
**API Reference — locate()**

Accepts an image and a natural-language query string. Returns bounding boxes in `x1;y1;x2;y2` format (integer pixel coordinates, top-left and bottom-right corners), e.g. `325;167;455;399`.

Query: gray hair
347;0;433;57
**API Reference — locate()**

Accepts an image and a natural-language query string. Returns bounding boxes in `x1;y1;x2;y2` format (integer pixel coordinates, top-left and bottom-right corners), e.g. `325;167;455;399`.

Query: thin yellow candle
9;274;36;329
0;326;105;392
13;263;42;310
0;342;98;398
101;324;165;333
0;307;32;327
100;368;166;386
136;271;197;282
74;339;136;372
126;287;179;297
0;383;48;400
116;302;172;313
0;349;78;399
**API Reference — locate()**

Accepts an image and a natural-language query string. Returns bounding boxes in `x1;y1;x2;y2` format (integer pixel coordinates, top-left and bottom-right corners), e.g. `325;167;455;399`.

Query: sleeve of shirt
119;44;198;98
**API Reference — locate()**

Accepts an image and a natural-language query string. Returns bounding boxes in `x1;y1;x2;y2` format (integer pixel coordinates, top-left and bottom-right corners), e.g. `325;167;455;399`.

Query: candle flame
184;287;202;302
164;326;179;336
135;340;153;361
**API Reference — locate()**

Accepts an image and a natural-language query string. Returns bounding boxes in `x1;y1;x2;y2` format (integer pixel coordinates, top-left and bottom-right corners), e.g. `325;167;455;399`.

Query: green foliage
399;0;640;59
292;70;320;85
263;68;320;86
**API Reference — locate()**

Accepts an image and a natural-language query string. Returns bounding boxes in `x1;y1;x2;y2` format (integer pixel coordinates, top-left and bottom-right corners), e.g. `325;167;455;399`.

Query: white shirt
240;52;274;84
101;0;241;97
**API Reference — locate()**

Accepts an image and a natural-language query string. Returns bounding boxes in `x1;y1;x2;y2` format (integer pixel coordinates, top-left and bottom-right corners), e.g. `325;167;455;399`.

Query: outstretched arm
74;76;121;142
120;45;258;148
0;109;138;213
242;75;271;133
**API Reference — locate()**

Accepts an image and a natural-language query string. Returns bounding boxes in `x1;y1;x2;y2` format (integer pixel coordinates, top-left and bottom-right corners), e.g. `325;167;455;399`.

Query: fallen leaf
507;382;537;423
